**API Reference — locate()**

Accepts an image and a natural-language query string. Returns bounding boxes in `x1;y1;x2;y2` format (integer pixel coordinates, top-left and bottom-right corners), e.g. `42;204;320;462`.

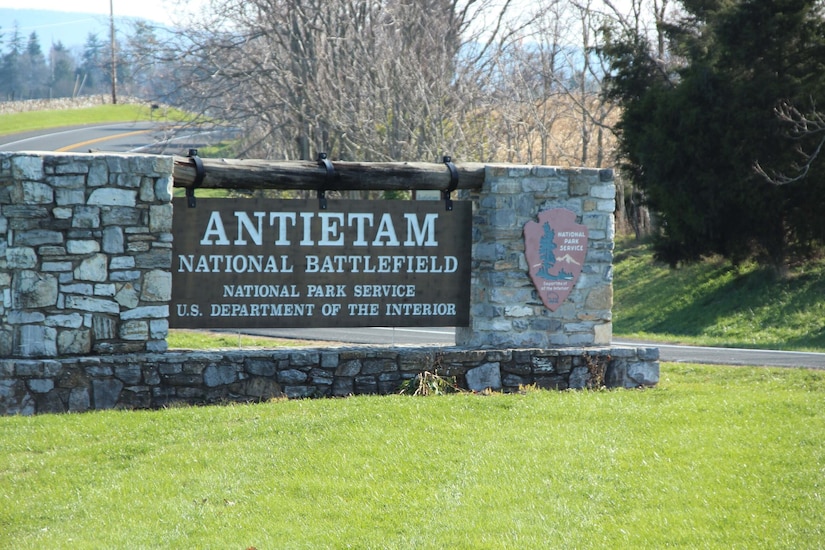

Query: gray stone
6;247;38;269
134;249;172;269
57;329;92;355
466;362;502;391
66;295;119;314
92;379;123;409
204;364;237;387
55;188;85;206
102;226;124;254
45;313;83;328
11;156;43;180
279;369;307;384
87;188;136;207
14;229;63;246
15;181;53;204
120;320;148;340
13;271;57;309
15;325;57;357
66;240;100;254
74;253;108;282
94;284;116;297
155;176;173;202
149;319;168;339
626;361;659;387
71;206;100;228
568;366;589;389
115;364;142;385
246;359;276;377
120;305;168;320
109;256;135;269
109;270;141;282
335;359;361;377
146;339;167;352
68;387;90;412
87;161;108;186
141;270;171;302
149;204;173;233
114;283;140;309
101;207;140;226
28;378;54;393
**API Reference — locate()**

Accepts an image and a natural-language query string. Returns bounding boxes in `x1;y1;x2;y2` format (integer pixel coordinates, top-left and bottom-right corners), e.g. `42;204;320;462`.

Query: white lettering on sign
197;211;439;247
210;303;316;317
305;255;457;273
177;255;294;273
222;284;300;298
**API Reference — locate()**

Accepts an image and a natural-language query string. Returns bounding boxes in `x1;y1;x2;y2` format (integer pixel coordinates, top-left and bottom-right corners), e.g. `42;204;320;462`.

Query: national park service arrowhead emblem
523;208;588;311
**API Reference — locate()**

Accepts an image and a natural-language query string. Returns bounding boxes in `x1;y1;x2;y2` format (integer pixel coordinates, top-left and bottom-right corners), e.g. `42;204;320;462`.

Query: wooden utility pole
109;0;118;105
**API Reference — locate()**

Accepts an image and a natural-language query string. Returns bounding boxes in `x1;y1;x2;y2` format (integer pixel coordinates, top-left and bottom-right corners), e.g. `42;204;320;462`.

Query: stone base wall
0;346;659;414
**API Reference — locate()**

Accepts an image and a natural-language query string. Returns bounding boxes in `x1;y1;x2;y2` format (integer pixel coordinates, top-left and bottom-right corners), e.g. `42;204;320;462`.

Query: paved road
231;327;825;369
0;121;234;155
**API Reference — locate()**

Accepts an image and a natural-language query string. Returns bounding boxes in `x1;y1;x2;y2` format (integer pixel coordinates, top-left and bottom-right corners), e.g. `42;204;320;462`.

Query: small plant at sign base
584;355;608;389
398;371;461;396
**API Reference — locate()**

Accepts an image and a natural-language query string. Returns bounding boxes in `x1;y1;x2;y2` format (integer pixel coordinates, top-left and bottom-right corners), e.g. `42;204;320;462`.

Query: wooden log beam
172;156;486;191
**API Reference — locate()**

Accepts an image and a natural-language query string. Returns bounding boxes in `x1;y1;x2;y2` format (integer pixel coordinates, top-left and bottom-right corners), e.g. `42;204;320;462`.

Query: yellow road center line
56;129;154;152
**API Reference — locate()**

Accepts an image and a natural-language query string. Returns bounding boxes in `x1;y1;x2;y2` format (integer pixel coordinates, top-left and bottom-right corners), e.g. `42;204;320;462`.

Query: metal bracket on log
186;149;205;208
442;155;459;211
317;152;335;210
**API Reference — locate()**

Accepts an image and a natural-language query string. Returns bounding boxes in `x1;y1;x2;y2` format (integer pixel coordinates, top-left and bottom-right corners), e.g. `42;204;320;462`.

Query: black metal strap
186;148;205;208
317;152;334;210
443;155;458;211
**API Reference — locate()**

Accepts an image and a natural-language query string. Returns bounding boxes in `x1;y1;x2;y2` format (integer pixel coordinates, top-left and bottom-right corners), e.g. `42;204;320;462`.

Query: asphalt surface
0;121;234;155
227;327;825;369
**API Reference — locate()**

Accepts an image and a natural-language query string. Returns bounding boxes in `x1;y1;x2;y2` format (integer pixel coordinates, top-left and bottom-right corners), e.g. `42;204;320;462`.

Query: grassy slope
613;238;825;351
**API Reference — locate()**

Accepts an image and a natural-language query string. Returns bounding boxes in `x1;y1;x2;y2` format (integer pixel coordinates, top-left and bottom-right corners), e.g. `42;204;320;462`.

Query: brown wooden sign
523;208;588;311
171;198;471;328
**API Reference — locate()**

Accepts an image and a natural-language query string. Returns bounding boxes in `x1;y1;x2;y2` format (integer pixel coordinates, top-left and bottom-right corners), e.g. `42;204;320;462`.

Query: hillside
613;238;825;352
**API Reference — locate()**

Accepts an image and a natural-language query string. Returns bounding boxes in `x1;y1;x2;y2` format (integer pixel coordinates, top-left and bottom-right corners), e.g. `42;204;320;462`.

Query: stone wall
0;152;658;415
458;166;614;347
0;345;660;414
0;153;174;358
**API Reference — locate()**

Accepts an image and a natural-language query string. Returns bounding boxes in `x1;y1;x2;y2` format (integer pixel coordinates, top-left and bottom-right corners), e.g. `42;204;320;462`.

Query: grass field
613;238;825;351
0;103;192;137
1;363;823;549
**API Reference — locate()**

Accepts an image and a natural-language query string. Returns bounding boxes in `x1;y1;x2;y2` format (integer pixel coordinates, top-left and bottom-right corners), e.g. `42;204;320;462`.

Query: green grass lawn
0;104;193;137
1;363;822;549
613;238;825;351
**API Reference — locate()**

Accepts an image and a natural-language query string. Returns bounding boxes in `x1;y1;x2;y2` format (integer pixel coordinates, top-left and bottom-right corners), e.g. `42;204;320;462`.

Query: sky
0;0;200;23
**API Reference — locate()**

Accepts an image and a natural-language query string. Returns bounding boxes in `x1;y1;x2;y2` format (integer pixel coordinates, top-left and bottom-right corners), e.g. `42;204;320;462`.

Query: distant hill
0;8;134;50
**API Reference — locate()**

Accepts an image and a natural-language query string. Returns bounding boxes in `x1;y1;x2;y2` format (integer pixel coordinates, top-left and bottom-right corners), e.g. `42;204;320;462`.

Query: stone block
141;270;172;302
466;362;502;391
92;379;123;409
67;240;100;254
149;204;173;233
204;364;238;387
74;254;108;282
11;156;43;180
88;188;136;207
57;329;92;355
278;369;308;385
